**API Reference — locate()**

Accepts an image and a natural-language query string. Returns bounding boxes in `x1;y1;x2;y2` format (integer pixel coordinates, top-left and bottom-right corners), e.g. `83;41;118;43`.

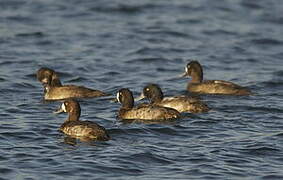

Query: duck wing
45;85;108;100
60;121;110;141
119;104;180;120
160;96;210;113
188;80;251;95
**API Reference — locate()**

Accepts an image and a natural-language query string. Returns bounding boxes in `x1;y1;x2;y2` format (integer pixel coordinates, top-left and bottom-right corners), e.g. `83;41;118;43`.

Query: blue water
1;0;283;179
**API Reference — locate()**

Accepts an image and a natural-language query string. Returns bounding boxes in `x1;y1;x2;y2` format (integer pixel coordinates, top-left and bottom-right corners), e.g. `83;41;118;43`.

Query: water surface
1;0;283;179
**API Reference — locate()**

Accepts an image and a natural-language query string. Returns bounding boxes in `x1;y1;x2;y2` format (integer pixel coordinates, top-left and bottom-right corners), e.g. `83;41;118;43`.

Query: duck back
158;96;210;113
45;85;108;100
188;80;251;95
60;120;110;141
119;104;180;120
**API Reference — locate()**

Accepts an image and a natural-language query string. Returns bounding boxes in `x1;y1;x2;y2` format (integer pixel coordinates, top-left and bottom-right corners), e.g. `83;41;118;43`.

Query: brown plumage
54;99;110;141
136;84;210;113
181;61;252;95
44;85;107;100
37;67;108;100
116;88;180;121
37;67;62;87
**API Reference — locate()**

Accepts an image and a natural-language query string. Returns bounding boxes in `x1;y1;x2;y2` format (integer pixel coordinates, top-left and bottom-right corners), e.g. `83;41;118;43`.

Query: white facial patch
185;66;189;73
42;77;49;84
116;92;121;103
61;103;67;112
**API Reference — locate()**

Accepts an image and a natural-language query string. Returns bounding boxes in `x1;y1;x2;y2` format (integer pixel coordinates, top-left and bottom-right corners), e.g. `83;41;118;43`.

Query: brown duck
37;67;108;100
181;61;251;95
136;84;210;113
54;99;110;141
116;88;180;121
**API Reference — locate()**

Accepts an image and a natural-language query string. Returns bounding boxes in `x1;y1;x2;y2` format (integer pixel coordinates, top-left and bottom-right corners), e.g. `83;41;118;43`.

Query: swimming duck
116;88;181;120
181;61;251;95
136;84;210;113
37;67;108;100
54;99;110;141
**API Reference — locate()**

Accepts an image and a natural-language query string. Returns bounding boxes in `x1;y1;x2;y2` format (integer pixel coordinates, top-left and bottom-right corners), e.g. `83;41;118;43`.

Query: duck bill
134;93;145;101
110;98;118;103
53;107;64;114
179;72;188;78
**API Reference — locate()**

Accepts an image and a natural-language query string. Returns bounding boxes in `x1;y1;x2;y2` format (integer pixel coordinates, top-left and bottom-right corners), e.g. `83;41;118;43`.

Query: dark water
1;0;283;179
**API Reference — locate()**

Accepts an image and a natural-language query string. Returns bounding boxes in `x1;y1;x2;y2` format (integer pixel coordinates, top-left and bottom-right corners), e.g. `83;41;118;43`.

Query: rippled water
1;0;283;179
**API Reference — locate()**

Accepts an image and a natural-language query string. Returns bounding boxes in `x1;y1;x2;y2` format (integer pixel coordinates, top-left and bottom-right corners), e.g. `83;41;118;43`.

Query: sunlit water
1;0;283;179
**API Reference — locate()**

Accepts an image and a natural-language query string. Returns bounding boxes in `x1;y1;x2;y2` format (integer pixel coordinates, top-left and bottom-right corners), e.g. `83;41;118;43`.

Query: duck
136;84;210;113
181;60;252;95
54;99;110;141
116;88;181;120
37;67;108;100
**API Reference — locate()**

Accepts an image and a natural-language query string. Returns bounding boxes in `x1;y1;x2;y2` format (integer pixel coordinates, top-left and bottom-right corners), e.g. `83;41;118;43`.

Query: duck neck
50;73;62;87
121;99;134;109
51;78;62;87
191;70;203;83
67;112;80;122
151;93;163;104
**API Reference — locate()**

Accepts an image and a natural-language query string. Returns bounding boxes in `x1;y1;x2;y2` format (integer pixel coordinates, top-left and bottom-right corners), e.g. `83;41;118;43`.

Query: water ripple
251;38;283;46
15;32;45;38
